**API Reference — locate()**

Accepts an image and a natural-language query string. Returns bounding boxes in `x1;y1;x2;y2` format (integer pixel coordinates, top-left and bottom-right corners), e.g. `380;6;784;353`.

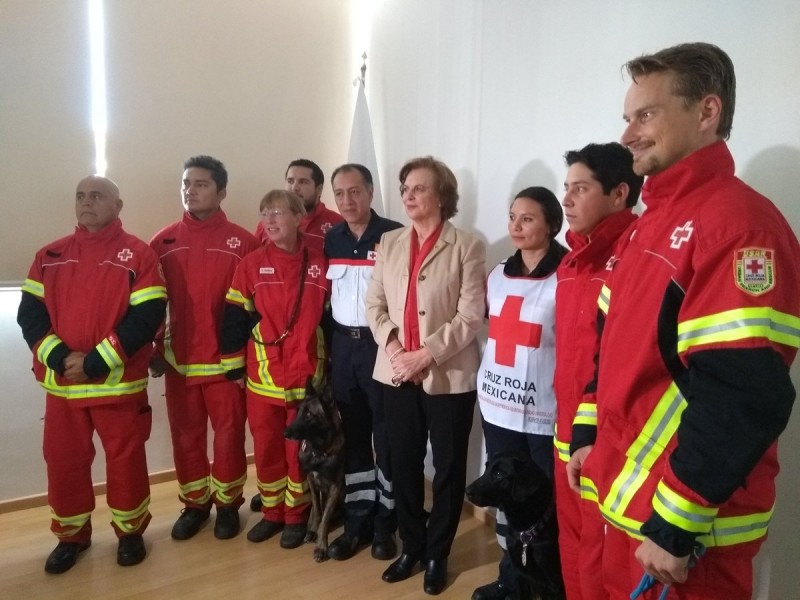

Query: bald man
17;176;167;574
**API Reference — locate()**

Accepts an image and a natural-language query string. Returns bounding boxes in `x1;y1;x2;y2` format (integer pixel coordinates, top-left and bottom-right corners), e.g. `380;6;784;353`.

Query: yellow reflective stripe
246;370;315;403
677;307;800;353
212;473;247;505
50;508;92;537
22;278;45;298
584;473;772;547
248;329;325;401
286;477;307;494
698;508;773;548
36;333;64;365
262;494;285;508
604;383;686;515
130;285;167;306
285;477;310;507
178;477;211;504
221;355;245;370
225;287;254;312
96;338;124;370
162;336;231;378
285;491;310;507
110;497;150;534
597;284;610;316
182;363;227;377
258;477;287;493
41;367;148;399
579;476;599;504
554;437;570;463
653;481;718;534
573;402;597;427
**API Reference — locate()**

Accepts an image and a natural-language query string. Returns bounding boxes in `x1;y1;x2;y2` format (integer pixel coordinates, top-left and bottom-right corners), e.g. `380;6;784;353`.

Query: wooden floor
0;465;500;599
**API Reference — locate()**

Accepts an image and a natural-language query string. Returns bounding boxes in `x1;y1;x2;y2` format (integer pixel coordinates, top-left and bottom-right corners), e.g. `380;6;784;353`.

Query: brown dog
284;379;345;562
466;451;565;600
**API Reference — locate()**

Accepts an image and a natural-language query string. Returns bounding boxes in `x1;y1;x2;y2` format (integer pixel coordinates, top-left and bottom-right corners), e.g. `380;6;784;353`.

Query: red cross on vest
487;295;542;367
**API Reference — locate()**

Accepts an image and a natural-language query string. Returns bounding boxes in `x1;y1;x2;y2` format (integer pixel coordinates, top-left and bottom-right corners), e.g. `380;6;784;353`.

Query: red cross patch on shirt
734;248;775;296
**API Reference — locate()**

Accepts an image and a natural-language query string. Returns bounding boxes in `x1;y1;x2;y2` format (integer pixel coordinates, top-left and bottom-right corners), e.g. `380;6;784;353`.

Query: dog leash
630;542;705;600
518;500;555;567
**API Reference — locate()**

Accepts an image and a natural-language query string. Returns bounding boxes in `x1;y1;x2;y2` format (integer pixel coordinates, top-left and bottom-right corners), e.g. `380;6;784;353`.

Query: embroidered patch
259;267;275;275
117;248;133;262
734;248;775;295
367;250;377;262
308;265;321;278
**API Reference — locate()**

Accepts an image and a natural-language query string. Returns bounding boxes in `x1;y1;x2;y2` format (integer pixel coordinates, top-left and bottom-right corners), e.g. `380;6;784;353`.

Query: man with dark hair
150;155;260;541
323;164;402;561
18;175;166;574
552;143;641;600
567;43;800;599
254;158;343;251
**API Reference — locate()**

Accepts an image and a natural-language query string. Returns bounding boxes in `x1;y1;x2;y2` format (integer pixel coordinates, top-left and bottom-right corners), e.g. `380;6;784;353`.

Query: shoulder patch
734;248;775;296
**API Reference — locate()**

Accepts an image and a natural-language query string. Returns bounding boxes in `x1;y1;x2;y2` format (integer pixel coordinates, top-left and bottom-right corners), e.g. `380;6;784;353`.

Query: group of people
17;41;800;600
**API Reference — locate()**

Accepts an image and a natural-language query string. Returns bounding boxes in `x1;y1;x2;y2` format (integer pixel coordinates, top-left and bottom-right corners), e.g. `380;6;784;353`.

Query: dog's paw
304;531;318;543
313;547;329;562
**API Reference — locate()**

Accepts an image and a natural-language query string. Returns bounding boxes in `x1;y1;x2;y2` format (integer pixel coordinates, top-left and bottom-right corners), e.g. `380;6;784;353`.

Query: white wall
1;0;354;496
3;0;799;596
364;1;800;598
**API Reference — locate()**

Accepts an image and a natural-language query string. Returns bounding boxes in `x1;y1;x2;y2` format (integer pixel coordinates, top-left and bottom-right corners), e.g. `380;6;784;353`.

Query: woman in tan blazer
366;156;486;595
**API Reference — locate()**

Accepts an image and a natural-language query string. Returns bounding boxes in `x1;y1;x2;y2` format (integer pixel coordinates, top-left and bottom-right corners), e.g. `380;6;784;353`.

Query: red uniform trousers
164;372;247;509
247;393;309;525
600;524;756;600
43;393;152;543
554;456;607;600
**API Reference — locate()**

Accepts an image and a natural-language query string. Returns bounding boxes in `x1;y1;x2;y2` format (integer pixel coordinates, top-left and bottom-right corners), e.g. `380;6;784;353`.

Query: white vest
477;262;557;435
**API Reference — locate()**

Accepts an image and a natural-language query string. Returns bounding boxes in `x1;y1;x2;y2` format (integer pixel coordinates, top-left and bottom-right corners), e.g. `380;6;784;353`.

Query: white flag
347;83;385;216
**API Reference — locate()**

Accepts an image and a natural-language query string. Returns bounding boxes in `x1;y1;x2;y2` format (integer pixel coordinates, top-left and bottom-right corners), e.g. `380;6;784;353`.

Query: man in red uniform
150;156;260;541
17;175;166;574
567;43;800;599
253;158;343;252
552;143;641;600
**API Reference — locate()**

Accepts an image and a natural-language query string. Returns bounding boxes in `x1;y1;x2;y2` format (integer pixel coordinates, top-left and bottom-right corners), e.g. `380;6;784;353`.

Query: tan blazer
366;221;486;395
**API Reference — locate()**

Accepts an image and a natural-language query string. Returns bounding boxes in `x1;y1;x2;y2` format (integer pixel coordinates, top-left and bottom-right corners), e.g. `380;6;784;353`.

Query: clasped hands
63;351;88;382
387;341;433;386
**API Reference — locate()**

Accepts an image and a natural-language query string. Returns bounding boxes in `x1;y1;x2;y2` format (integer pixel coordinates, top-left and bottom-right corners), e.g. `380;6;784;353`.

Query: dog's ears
305;376;316;396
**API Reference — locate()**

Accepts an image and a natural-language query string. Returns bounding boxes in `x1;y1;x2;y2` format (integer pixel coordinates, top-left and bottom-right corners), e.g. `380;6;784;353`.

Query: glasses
399;184;429;196
260;209;289;219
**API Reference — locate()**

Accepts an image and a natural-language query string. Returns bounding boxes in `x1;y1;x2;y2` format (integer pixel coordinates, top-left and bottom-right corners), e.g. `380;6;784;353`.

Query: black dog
284;378;345;562
466;451;565;600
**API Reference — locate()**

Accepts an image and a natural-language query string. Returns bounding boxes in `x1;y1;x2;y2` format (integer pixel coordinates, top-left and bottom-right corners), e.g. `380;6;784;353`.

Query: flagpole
348;52;387;216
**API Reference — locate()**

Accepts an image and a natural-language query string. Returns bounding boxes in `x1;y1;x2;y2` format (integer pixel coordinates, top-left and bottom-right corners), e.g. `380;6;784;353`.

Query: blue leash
630;542;705;599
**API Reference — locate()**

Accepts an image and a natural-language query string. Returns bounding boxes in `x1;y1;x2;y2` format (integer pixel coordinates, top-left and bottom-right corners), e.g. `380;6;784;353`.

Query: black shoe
249;493;262;512
214;506;240;540
327;531;370;561
117;534;146;566
382;552;422;583
423;558;448;595
471;580;511;600
246;519;283;543
371;535;398;560
171;507;210;540
44;541;91;574
279;524;307;549
471;579;510;600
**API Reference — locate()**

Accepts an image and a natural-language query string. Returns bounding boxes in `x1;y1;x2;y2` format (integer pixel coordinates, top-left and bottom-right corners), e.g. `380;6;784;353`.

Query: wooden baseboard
0;454;257;515
0;455;494;531
464;501;496;528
